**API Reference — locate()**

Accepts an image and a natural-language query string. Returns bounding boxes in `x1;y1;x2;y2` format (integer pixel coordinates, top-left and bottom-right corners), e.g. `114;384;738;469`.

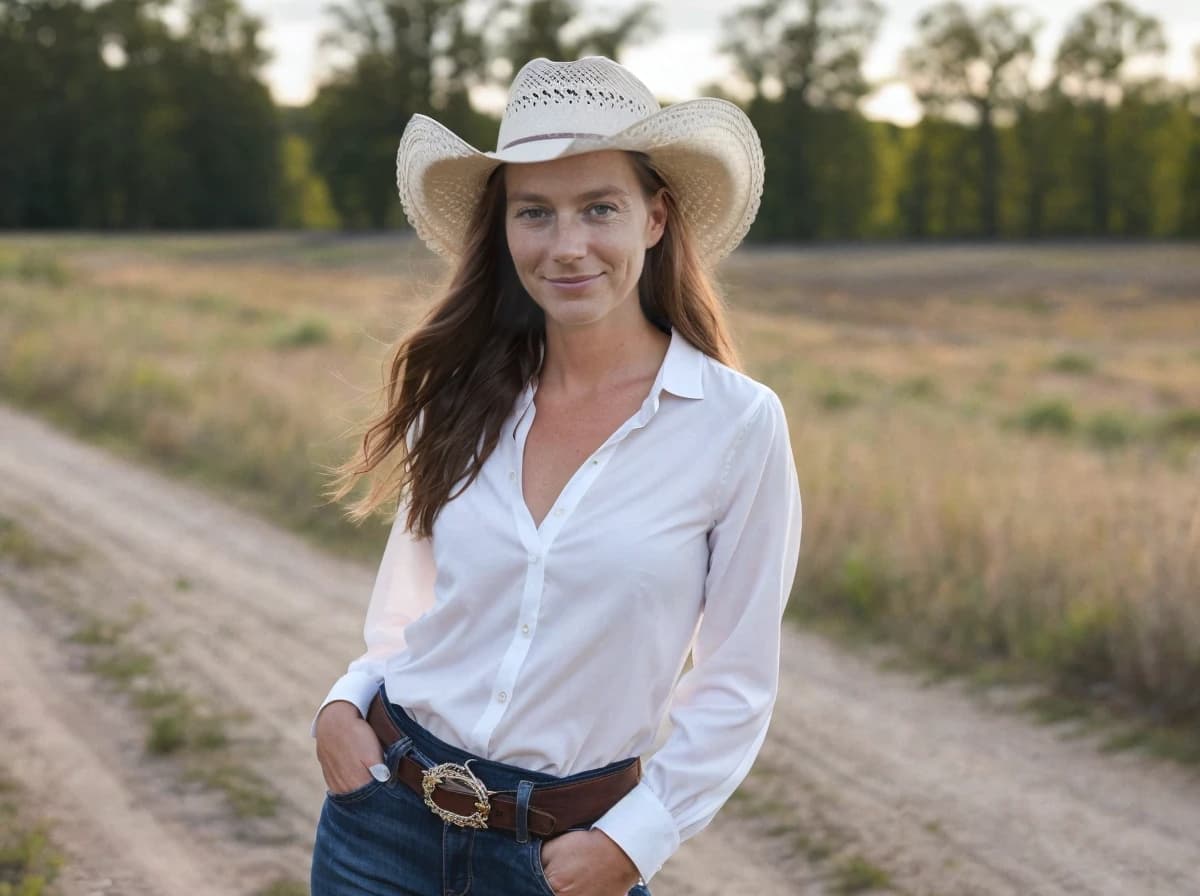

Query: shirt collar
660;325;705;400
517;324;706;420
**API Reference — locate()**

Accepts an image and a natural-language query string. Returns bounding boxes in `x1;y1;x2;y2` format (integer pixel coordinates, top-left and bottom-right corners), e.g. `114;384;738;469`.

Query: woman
310;56;802;896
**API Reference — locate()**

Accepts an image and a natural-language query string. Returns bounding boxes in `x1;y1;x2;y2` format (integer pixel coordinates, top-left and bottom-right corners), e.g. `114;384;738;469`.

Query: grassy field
1;233;1197;735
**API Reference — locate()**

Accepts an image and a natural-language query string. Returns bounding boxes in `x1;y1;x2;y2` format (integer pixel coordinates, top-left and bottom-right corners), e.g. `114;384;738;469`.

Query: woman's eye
589;204;618;218
516;207;548;220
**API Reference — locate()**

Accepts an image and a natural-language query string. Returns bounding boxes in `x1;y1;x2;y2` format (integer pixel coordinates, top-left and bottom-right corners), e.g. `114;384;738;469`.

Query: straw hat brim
395;98;764;262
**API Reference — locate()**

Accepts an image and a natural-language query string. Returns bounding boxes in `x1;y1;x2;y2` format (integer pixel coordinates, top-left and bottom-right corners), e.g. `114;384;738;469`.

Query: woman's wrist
316;699;364;731
590;829;640;887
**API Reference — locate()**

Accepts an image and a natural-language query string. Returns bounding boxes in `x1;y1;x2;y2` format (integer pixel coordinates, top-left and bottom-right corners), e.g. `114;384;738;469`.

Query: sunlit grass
2;234;1199;733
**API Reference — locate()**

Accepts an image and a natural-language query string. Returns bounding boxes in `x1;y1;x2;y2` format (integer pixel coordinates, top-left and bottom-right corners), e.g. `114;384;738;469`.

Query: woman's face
503;150;666;332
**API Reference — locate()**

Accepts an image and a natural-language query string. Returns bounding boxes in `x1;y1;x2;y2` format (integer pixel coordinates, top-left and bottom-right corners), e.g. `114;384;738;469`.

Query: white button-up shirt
311;326;803;884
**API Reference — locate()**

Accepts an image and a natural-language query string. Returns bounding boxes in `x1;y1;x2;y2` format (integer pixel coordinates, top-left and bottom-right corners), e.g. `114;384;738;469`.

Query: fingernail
369;763;391;782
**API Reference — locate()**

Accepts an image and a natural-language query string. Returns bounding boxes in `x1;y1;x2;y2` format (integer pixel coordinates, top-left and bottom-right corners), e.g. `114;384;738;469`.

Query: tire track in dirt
756;630;1200;893
2;401;1198;894
0;592;231;896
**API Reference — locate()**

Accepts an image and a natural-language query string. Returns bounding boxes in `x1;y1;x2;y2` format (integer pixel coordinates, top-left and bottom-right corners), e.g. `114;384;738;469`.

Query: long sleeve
589;389;803;884
309;492;438;737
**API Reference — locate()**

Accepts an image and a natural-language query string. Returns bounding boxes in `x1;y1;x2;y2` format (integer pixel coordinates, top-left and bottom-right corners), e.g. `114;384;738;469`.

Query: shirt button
553;507;565;516
509;471;517;481
528;553;540;564
497;691;508;703
521;623;530;635
590;458;599;465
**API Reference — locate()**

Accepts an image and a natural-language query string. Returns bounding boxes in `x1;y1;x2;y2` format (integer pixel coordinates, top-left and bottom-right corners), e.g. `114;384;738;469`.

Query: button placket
470;549;544;747
472;383;664;751
469;417;548;749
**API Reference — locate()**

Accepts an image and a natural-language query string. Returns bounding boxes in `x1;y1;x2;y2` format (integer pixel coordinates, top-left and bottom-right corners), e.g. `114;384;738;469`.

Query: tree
1181;44;1200;236
719;0;883;239
0;0;281;227
309;0;657;229
1054;0;1167;234
719;0;883;108
0;0;109;225
311;0;499;228
901;2;1039;237
498;0;657;70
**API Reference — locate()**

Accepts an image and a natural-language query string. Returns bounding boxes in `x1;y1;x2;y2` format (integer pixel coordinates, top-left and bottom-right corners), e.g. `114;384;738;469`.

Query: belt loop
383;735;413;779
514;779;535;844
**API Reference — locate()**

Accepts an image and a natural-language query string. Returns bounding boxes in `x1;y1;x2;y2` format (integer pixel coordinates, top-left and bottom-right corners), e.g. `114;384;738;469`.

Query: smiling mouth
547;274;602;284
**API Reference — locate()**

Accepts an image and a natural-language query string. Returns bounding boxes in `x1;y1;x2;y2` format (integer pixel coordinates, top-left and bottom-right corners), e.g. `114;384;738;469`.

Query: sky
245;0;1200;126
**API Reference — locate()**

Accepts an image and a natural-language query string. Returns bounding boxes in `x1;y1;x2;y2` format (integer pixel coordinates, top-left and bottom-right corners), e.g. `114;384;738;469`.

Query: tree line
2;0;1198;238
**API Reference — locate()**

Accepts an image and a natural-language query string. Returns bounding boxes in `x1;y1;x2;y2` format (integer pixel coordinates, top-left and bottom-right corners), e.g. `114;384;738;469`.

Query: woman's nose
551;219;587;263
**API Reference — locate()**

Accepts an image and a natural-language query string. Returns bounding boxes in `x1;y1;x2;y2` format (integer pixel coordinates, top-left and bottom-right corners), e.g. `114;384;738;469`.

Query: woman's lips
546;273;602;290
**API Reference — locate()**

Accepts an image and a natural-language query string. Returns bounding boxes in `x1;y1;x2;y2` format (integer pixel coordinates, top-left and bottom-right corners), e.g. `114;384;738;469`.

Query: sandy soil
1;401;1197;896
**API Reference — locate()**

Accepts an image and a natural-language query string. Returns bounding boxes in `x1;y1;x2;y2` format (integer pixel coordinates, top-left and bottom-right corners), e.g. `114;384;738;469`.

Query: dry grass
1;233;1197;727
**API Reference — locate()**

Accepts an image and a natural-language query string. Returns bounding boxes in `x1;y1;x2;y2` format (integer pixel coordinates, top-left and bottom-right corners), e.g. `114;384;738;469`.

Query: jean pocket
326;776;385;804
526;836;559;896
326;736;411;805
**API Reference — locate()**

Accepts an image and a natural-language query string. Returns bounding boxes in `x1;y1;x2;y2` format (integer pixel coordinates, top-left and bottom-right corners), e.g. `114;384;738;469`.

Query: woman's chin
540;301;611;328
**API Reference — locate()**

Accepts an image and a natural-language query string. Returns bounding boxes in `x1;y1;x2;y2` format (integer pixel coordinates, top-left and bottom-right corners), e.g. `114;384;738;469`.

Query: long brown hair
323;151;743;537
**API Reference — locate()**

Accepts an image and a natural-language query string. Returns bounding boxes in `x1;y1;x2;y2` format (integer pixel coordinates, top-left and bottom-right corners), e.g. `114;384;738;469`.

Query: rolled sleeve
590;388;803;884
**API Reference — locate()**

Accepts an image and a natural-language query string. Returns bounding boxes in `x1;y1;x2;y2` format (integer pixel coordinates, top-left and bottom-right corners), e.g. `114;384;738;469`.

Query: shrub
0;250;69;286
1157;409;1200;441
818;386;859;411
1047;352;1097;375
1019;398;1076;435
896;375;939;400
270;317;330;348
1086;412;1135;449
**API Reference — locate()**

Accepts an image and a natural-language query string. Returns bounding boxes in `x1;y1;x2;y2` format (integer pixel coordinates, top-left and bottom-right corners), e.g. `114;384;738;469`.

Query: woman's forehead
503;150;639;196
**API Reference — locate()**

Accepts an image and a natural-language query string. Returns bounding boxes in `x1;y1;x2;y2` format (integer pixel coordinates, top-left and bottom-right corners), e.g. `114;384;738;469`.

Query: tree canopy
1;0;1196;237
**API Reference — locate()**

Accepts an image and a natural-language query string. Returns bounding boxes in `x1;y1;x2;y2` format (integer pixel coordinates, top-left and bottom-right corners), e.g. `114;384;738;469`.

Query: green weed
1086;411;1135;449
86;648;156;686
253;881;309;896
0;517;65;569
270;318;330;348
1157;409;1200;441
0;250;69;286
835;547;892;626
0;773;64;896
818;386;860;411
896;375;939;400
834;855;892;893
187;762;278;819
1046;352;1097;375
68;617;129;646
1018;398;1077;435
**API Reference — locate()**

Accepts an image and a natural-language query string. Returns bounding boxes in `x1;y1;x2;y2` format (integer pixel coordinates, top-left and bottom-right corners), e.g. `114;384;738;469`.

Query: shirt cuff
589;778;680;886
309;669;383;738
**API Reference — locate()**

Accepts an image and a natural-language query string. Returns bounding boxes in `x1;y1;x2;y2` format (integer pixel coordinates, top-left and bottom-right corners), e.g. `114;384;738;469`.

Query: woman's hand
539;829;640;895
314;700;386;794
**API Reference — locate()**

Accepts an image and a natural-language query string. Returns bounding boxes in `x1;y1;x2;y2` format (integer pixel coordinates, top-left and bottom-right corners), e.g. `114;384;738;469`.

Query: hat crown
496;56;660;153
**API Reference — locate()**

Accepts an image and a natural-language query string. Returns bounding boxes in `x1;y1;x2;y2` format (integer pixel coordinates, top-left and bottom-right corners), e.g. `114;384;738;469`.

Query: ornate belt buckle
421;758;495;829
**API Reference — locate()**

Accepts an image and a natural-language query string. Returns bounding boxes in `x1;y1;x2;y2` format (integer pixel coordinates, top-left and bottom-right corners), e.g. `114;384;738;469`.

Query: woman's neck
538;316;669;400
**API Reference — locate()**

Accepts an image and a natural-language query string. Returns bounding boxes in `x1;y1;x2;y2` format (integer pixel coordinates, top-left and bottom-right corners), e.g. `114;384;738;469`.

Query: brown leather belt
365;691;641;838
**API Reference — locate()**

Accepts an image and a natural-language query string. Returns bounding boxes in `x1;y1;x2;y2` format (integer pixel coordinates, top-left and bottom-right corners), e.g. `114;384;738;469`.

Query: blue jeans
311;681;653;896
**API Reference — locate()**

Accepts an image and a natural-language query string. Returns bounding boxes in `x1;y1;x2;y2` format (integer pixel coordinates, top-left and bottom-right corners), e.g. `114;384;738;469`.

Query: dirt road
1;402;1197;895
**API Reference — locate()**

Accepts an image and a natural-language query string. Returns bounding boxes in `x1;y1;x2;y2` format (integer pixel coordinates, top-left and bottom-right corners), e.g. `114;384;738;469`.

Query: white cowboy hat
395;56;764;262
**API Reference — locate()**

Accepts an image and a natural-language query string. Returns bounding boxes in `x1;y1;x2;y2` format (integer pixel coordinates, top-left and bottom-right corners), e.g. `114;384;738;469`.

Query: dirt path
1;402;1197;896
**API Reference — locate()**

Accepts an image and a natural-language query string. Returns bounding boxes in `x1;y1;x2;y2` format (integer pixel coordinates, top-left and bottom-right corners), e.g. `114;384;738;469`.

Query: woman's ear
645;188;667;249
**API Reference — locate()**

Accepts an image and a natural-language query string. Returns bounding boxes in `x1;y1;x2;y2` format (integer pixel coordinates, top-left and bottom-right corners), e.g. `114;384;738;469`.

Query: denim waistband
377;680;639;795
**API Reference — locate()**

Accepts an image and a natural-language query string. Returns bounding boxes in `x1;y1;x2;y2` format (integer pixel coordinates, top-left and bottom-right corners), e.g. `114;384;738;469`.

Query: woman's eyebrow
507;186;630;205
